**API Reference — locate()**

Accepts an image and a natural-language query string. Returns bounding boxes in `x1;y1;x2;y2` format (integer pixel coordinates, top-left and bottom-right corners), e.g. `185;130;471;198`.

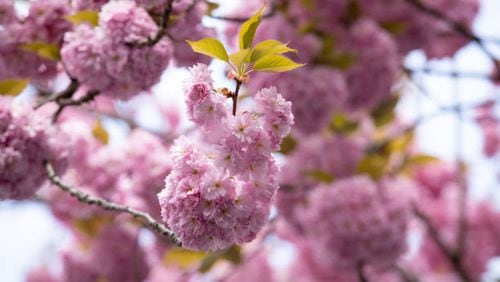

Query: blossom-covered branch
405;0;500;77
44;161;181;246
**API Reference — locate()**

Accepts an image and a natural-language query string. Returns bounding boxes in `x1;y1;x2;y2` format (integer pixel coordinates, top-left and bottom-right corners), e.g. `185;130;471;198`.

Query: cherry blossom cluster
296;176;410;270
0;0;71;83
61;1;172;100
0;98;67;200
27;221;149;282
158;64;293;251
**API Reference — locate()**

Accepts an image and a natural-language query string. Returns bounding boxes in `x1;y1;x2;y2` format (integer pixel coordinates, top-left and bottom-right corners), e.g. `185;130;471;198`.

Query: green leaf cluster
186;4;303;81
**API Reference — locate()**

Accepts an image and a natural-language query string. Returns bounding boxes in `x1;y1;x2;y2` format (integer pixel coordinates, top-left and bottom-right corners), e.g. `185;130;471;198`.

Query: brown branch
44;161;181;246
394;265;420;282
404;66;493;80
413;204;472;282
231;79;242;116
357;262;368;282
413;204;454;256
51;90;100;123
35;79;80;109
127;0;175;48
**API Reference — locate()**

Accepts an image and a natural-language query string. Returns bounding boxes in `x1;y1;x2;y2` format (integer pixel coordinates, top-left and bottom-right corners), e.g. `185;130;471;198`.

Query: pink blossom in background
61;222;148;282
0;98;68;200
61;1;172;100
303;176;409;269
249;67;347;135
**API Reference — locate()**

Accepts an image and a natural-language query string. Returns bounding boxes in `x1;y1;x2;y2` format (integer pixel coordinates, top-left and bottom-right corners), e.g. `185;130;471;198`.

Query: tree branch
357;263;368;282
44;161;181;246
51;90;100;123
394;265;420;282
413;204;472;282
404;66;493;80
35;79;80;109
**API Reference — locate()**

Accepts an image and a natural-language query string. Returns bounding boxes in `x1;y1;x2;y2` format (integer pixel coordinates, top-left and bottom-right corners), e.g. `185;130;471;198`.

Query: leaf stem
232;79;242;116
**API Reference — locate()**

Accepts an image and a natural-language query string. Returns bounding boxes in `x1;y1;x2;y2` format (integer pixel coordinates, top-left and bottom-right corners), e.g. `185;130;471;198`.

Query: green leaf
198;246;242;273
356;154;389;180
92;121;109;145
371;96;399;127
205;1;220;16
387;130;414;153
21;42;61;61
251;39;297;62
316;52;357;70
65;10;99;26
238;5;265;49
279;135;297;155
186;38;229;62
307;170;334;183
0;79;29;96
299;0;316;10
329;112;358;134
163;248;207;269
253;55;304;72
73;216;110;238
401;154;440;174
221;246;242;264
408;154;439;165
380;21;407;35
229;48;252;71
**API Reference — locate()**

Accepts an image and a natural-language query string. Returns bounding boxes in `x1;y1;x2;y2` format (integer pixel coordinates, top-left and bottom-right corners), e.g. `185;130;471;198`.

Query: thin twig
44;161;181;246
404;66;493;80
395;265;420;282
413;204;472;282
51;90;100;122
35;79;80;109
231;79;242;116
357;263;368;282
413;204;454;257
